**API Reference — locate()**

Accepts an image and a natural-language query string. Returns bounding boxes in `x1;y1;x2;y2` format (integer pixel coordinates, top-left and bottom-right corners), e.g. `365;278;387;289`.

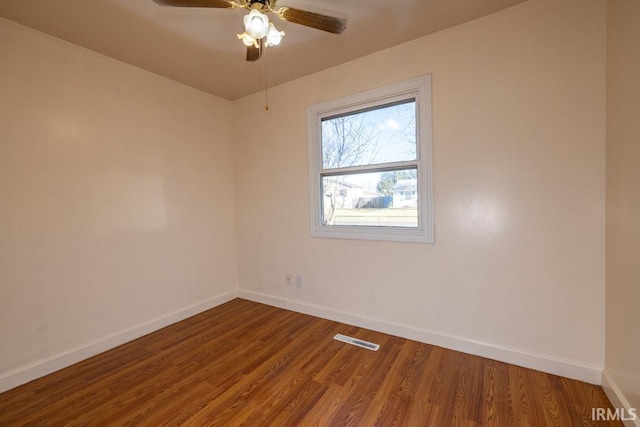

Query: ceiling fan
152;0;347;62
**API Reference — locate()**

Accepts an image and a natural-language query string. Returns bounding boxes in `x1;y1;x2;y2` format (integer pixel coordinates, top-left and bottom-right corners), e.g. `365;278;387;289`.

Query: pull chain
258;43;270;111
263;56;269;111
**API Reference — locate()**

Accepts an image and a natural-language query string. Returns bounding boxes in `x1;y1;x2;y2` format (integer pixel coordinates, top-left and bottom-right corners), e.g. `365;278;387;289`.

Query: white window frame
307;75;434;243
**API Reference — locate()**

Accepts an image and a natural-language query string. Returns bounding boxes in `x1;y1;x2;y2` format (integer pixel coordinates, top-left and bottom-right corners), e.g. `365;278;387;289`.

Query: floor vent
333;334;380;351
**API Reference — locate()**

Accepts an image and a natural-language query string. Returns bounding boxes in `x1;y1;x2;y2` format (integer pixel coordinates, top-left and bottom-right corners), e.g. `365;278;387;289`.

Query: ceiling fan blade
277;7;346;34
246;39;263;62
246;45;260;62
153;0;235;8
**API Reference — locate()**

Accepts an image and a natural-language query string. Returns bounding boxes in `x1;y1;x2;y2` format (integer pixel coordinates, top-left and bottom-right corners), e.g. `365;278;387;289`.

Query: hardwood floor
0;299;621;426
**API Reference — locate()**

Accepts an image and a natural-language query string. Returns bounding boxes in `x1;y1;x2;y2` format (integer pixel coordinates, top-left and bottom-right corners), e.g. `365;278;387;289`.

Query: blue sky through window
321;100;417;189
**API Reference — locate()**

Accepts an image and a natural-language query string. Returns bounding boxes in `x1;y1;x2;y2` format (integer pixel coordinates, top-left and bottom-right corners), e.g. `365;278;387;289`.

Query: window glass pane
321;100;416;170
321;169;418;228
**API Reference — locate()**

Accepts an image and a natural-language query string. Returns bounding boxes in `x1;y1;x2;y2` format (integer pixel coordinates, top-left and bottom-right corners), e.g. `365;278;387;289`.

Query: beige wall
605;0;640;413
0;18;237;389
234;0;606;380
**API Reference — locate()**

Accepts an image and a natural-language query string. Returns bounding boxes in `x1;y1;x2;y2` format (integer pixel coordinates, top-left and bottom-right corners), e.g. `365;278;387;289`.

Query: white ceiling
0;0;527;100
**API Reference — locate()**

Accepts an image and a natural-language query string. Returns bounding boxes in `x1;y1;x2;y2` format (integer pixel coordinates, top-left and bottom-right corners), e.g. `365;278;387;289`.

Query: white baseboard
2;289;604;395
0;290;238;394
602;370;640;427
238;290;603;385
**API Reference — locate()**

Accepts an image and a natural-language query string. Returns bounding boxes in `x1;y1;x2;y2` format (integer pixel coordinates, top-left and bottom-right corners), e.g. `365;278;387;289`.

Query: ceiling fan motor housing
248;0;272;11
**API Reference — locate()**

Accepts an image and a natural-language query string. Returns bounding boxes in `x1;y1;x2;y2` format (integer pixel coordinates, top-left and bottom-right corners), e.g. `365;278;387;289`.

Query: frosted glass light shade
266;23;285;47
243;10;270;39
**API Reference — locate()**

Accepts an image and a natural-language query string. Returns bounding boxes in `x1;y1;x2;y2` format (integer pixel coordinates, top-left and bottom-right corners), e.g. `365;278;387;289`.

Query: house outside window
307;75;434;243
394;180;418;206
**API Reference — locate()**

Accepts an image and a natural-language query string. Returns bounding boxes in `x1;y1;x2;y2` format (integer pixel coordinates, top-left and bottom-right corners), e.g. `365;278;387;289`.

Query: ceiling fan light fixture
152;0;347;62
265;22;285;47
243;9;270;39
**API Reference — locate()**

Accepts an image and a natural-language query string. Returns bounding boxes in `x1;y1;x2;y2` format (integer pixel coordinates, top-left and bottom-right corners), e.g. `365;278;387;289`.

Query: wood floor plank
327;339;404;425
182;313;332;425
481;358;515;426
298;383;347;426
311;324;363;385
0;342;152;423
364;340;430;426
453;353;484;426
404;344;442;424
213;321;342;425
0;299;623;426
533;369;572;427
112;377;217;426
424;346;463;424
438;350;470;425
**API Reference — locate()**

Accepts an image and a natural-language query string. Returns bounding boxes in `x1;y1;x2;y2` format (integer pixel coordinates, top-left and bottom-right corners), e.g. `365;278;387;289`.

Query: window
307;75;434;243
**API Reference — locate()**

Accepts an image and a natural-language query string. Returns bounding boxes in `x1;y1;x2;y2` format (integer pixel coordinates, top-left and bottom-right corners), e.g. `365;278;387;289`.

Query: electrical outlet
286;274;292;286
295;275;303;288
